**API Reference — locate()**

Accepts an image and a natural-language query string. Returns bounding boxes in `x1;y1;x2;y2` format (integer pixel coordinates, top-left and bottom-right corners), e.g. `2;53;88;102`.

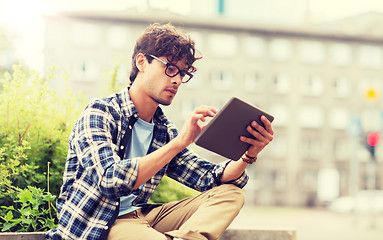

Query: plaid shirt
46;87;248;240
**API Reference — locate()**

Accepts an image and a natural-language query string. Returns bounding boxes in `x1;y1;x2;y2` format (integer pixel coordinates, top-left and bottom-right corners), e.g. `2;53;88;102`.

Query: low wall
219;227;296;240
0;232;45;240
0;227;297;240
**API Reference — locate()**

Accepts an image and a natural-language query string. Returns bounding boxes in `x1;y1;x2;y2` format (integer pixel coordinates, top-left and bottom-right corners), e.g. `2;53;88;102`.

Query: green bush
0;65;83;198
1;186;56;232
0;141;34;208
150;176;199;203
0;65;83;231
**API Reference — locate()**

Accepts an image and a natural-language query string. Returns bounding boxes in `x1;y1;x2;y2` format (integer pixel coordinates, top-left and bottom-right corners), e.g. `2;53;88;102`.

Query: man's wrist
241;153;257;164
172;136;189;150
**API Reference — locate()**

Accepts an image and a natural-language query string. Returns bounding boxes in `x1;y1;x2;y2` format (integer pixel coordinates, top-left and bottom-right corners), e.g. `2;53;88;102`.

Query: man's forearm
220;159;248;183
133;136;186;189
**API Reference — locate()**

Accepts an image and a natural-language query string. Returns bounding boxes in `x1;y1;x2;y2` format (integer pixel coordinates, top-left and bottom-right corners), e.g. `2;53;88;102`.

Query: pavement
230;206;383;240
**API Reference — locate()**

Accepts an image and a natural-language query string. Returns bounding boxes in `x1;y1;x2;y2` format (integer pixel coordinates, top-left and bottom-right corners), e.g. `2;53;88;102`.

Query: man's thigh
107;212;168;240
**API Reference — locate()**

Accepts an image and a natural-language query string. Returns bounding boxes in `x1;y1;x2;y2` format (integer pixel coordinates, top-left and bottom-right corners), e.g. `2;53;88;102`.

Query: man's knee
214;184;246;207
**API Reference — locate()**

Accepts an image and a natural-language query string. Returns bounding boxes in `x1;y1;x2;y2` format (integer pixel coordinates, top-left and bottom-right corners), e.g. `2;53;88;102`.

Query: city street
230;206;383;240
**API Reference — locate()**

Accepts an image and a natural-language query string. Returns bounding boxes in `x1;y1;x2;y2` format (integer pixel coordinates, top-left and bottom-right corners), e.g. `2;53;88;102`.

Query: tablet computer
194;97;274;160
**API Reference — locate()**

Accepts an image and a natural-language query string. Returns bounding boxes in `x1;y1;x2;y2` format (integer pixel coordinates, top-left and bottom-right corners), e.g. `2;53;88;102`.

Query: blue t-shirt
118;117;154;216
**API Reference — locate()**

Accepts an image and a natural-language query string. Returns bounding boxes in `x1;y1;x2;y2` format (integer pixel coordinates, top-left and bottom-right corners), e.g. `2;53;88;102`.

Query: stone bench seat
0;227;296;240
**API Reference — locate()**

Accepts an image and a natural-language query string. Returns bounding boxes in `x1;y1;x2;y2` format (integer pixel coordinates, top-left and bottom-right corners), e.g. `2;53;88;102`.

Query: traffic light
365;88;379;102
367;131;380;146
364;131;380;161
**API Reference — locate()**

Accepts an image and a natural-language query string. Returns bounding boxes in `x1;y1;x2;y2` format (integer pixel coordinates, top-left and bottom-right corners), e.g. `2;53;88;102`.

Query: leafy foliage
0;65;83;198
0;65;84;231
150;176;199;203
1;186;57;232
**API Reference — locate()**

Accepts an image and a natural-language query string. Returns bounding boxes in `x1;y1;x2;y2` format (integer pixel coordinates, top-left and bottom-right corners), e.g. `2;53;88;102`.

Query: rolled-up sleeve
166;147;248;192
213;160;248;188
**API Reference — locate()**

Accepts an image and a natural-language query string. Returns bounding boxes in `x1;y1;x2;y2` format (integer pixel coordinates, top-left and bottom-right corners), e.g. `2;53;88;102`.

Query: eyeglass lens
148;54;193;82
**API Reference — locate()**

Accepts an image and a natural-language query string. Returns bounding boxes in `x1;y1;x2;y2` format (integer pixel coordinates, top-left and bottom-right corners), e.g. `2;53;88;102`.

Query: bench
219;227;296;240
0;227;297;240
0;232;45;240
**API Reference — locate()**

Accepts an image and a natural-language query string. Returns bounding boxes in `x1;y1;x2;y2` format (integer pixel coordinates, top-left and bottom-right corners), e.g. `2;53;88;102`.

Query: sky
1;0;383;70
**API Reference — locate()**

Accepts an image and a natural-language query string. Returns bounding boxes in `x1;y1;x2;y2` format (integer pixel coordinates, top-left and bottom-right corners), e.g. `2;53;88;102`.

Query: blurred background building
1;0;383;207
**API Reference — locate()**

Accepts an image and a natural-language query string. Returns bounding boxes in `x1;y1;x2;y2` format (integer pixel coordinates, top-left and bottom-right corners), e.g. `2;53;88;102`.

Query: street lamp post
361;87;381;228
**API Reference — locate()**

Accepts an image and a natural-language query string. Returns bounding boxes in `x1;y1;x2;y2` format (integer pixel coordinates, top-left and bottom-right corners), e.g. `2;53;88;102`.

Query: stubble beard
153;93;174;106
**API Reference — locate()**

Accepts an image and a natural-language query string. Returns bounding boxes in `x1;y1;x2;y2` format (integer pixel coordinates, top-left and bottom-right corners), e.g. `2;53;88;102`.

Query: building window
329;43;352;66
211;70;233;90
210;99;226;110
298;40;325;64
181;99;196;120
269;134;288;157
301;171;317;191
208;33;237;57
71;22;101;48
269;104;289;127
243;36;265;58
329;108;349;130
269;38;292;61
107;26;130;49
188;31;204;51
301;137;321;158
360;108;382;132
272;73;290;94
272;171;287;190
300;75;323;96
333;77;351;98
357;45;383;68
185;72;201;89
72;60;98;82
244;72;262;91
334;139;351;160
299;106;324;128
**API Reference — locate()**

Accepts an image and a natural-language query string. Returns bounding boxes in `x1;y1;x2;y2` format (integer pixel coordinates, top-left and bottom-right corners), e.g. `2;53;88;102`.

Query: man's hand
175;106;217;149
134;106;215;189
240;116;274;159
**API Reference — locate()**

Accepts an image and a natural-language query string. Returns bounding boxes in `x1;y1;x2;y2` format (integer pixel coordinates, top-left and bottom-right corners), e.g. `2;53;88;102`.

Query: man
46;23;274;240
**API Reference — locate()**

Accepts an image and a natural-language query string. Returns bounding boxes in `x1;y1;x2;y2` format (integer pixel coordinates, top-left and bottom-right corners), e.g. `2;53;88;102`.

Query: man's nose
171;75;182;86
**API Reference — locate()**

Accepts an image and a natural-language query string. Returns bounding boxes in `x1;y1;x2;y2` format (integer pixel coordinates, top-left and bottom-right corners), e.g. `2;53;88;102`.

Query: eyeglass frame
144;54;194;83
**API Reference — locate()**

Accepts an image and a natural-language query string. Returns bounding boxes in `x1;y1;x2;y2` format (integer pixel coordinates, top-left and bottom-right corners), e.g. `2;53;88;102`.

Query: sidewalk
230;206;383;240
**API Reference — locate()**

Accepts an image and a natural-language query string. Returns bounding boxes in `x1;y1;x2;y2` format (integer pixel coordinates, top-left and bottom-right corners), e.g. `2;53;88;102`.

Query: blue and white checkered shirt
45;87;248;240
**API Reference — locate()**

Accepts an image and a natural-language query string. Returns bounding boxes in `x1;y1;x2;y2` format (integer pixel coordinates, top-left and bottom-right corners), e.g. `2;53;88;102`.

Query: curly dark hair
129;23;201;83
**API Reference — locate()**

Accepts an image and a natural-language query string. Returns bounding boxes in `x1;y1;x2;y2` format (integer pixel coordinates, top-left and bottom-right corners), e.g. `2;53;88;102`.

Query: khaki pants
107;184;245;240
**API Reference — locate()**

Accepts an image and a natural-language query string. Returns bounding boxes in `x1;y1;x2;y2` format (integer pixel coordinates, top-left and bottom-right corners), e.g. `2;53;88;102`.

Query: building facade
43;10;383;206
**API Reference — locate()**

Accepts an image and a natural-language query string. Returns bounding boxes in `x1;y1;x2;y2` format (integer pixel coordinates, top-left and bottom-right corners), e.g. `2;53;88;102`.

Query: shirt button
128;125;132;129
120;145;124;150
133;114;138;118
104;226;108;230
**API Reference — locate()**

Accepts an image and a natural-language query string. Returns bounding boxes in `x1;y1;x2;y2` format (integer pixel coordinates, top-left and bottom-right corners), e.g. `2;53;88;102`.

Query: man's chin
156;97;174;106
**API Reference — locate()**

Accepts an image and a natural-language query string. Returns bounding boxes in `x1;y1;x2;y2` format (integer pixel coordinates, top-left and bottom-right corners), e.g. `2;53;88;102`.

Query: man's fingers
240;136;260;146
261;116;274;135
247;125;266;142
190;113;206;123
250;120;274;141
193;106;217;117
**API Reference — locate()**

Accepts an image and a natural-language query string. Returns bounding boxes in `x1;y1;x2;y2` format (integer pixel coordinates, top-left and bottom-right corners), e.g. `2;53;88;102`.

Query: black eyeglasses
145;54;194;83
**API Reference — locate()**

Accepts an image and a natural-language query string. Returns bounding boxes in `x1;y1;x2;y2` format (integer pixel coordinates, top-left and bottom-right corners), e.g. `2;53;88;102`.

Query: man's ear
136;53;147;72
